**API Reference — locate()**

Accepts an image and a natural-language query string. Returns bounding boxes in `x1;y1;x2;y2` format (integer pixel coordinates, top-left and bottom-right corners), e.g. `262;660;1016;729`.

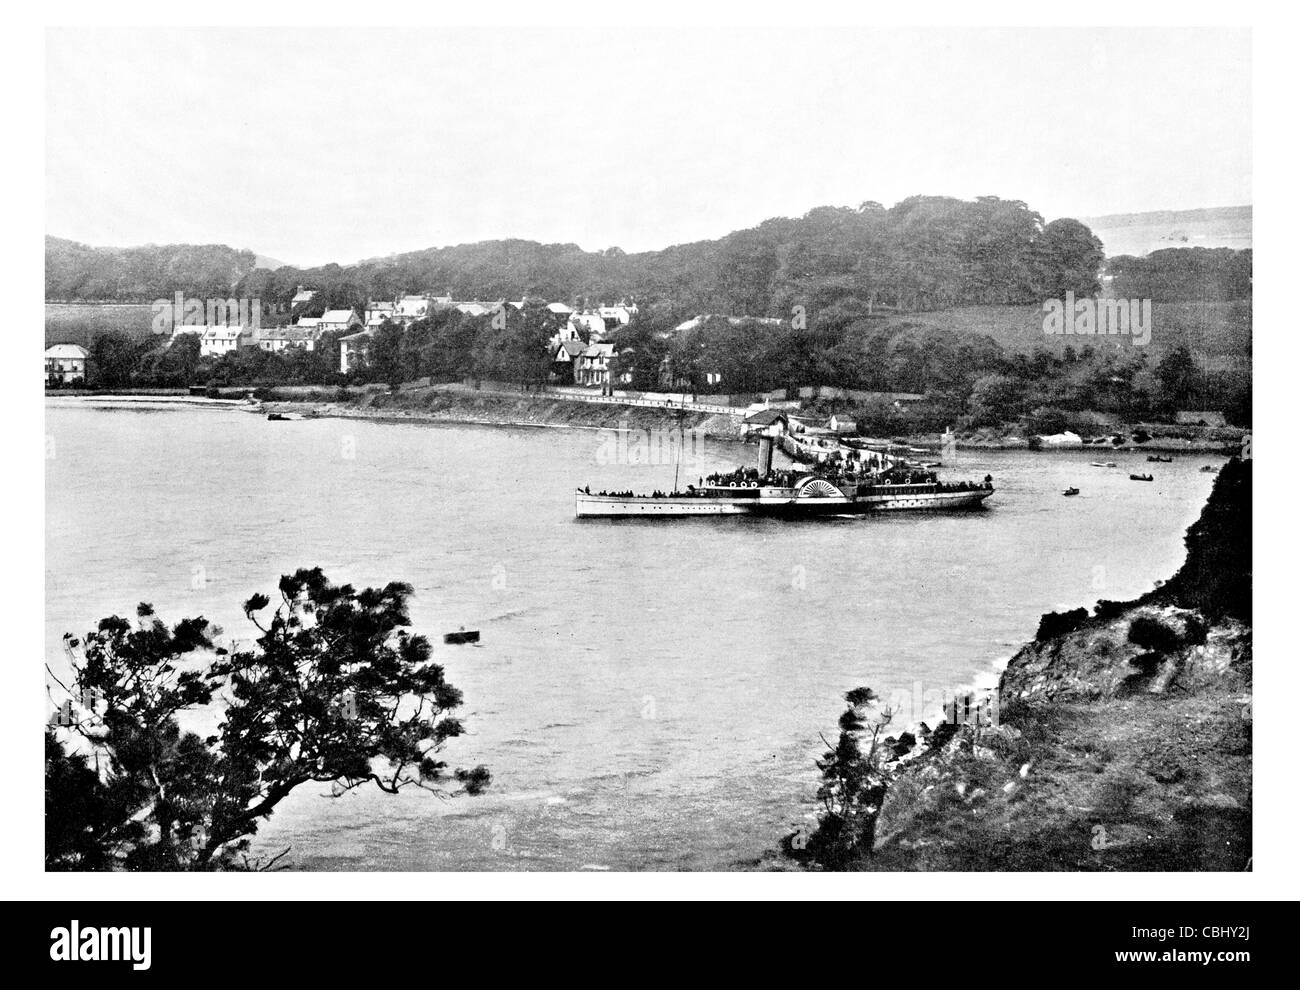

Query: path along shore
49;384;1244;452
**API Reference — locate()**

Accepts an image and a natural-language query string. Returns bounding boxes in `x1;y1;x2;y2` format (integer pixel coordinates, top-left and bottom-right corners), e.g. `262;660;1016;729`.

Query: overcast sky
46;26;1251;267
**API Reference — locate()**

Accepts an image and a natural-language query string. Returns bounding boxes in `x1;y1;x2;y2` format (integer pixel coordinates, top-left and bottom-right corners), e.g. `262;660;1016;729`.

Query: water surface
45;399;1221;870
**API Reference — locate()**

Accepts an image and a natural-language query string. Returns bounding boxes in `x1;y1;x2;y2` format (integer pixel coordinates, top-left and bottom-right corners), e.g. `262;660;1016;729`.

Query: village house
575;342;616;389
291;286;317;307
550;316;586;347
256;327;318;353
294;316;323;334
597;304;637;326
338;328;372;374
319;309;362;334
549;338;586;382
199;325;255;358
741;408;789;438
364;300;396;327
546;302;575;318
394;295;431;324
45;343;88;384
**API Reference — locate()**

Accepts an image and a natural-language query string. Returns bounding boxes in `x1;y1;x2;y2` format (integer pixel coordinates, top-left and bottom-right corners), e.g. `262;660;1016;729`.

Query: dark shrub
1128;615;1182;653
1094;599;1130;621
1036;607;1089;641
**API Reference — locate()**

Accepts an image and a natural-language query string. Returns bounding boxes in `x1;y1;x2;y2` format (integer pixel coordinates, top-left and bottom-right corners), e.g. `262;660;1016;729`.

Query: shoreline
46;387;1244;453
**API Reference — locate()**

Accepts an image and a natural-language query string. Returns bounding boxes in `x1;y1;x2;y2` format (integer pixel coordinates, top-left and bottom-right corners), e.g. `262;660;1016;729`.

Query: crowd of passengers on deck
583;469;992;498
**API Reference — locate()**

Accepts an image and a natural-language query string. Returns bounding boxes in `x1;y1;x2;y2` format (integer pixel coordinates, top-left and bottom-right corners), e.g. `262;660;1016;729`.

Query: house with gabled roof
394;295;431;324
365;300;396;327
319;309;362;334
198;325;255;358
550;338;586;382
597;304;636;326
575;342;616;389
45;343;88;384
256;326;319;353
741;408;789;438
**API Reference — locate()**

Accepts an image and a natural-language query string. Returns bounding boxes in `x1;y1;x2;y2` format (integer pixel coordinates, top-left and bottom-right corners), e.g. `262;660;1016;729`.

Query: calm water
45;399;1222;870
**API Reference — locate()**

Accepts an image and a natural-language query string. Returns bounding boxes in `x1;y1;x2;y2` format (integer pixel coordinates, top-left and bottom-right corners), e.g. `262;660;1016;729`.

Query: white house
597;304;636;326
45;343;88;384
339;328;373;374
319;309;362;334
291;286;317;307
546;302;574;317
256;327;318;353
199;325;253;358
575;342;616;388
394;295;431;324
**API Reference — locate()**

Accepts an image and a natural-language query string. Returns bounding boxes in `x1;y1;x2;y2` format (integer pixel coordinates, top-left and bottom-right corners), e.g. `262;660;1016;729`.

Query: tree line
1107;247;1252;302
46;237;259;303
49;195;1107;315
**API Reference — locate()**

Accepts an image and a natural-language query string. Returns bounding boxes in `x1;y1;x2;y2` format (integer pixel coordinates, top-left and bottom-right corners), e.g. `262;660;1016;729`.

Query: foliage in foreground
45;567;489;871
786;687;896;869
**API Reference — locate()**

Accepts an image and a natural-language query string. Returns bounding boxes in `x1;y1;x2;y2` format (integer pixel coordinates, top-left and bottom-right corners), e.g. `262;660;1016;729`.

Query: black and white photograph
12;4;1294;947
38;18;1258;876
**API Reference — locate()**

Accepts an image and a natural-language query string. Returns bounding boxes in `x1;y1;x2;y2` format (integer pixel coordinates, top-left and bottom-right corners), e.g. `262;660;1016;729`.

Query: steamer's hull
574;487;991;518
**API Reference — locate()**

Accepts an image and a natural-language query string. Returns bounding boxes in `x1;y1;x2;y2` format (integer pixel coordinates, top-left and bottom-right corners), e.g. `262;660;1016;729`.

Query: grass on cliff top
865;684;1251;871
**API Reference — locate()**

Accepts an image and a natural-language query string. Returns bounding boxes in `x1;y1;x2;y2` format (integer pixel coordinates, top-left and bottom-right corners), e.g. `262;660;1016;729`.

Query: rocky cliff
864;458;1252;870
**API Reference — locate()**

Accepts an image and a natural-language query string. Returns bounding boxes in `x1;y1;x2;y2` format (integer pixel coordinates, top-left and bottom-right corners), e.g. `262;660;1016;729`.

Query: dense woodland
48;196;1106;315
45;238;259;303
1108;247;1252;302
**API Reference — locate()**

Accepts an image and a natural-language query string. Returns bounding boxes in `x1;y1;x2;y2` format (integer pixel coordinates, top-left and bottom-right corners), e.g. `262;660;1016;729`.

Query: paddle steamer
575;436;993;518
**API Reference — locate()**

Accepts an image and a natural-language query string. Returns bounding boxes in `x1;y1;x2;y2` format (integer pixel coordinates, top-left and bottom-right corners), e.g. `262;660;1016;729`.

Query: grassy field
877;301;1251;372
45;303;161;348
